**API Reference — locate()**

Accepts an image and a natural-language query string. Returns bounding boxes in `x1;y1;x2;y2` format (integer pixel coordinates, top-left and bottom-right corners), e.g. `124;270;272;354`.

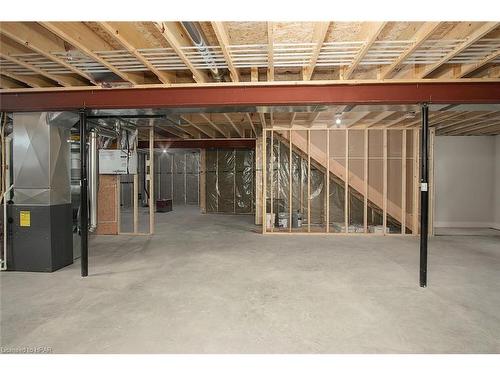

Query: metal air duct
181;22;224;82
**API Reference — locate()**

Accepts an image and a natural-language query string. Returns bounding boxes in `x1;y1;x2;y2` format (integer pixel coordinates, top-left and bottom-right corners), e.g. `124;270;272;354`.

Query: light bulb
335;118;341;125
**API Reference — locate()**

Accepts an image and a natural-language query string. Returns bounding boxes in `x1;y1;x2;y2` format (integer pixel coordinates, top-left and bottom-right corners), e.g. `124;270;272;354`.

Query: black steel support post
79;109;88;277
419;103;429;287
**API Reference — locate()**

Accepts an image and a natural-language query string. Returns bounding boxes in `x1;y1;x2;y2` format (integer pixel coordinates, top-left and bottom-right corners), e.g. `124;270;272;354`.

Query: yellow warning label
20;211;31;227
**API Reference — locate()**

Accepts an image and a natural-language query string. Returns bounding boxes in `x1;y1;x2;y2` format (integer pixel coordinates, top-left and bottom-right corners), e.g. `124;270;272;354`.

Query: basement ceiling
0;21;499;90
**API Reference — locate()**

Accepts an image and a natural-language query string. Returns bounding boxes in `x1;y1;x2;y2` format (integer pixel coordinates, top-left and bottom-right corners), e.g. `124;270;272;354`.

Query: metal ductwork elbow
180;22;225;82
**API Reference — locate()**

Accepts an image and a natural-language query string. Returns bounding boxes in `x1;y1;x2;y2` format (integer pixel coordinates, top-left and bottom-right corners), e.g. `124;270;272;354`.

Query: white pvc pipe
2;184;13;271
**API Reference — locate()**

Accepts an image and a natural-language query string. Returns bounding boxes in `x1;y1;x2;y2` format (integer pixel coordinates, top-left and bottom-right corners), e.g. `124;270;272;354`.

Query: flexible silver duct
181;22;224;82
88;130;98;232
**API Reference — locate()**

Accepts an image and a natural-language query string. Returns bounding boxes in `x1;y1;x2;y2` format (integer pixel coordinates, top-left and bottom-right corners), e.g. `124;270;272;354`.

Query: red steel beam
1;82;499;111
139;138;256;149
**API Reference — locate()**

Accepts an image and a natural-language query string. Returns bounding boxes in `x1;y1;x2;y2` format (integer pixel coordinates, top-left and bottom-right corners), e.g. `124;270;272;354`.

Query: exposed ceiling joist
420;22;499;78
0;35;86;87
0;22;95;84
154;22;209;83
0;69;49;88
199;113;229;138
267;22;274;81
211;22;239;82
365;112;396;128
245;113;257;136
259;113;267;129
223;113;243;137
303;22;330;81
342;22;387;80
380;22;442;80
0;74;26;89
0;53;62;86
441;115;500;135
457;50;500;78
435;111;493;131
98;22;173;84
180;115;215;138
40;22;142;85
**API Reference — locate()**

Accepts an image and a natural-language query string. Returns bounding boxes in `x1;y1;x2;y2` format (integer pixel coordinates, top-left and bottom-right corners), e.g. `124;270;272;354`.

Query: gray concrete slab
1;206;499;353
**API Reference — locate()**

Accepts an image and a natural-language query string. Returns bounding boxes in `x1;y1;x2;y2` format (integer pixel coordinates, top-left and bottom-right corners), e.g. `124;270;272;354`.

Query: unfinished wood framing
401;130;407;234
0;21;498;91
363;129;368;233
307;130;311;233
199;149;207;214
149;125;154;235
344;129;349;233
429;128;435;236
382;129;387;234
262;129;267;234
413;128;420;234
261;127;425;236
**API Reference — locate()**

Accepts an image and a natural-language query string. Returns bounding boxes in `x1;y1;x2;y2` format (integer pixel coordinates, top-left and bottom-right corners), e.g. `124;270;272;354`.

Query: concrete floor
435;227;500;236
1;206;499;353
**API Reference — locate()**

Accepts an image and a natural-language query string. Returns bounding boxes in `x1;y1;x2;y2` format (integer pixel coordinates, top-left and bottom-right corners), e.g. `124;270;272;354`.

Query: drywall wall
494;135;500;229
434;136;496;228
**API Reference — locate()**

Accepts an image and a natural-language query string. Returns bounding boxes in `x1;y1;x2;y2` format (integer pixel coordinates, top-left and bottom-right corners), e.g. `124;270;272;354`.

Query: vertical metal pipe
79;109;88;277
420;103;429;288
88;130;98;232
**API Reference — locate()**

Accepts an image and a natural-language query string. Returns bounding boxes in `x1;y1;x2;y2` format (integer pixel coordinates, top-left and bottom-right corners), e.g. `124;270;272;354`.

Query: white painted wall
434;136;498;228
494;136;500;230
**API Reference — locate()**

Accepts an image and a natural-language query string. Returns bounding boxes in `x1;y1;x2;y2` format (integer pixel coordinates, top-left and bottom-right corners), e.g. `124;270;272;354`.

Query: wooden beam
0;53;62;87
0;36;87;87
200;149;207;213
262;129;267;233
382;129;387;234
0;70;50;88
457;50;500;78
420;22;499;78
307;130;311;233
40;22;141;84
98;22;173;84
343;22;387;80
290;112;297;128
223;113;243;137
0;75;26;89
345;129;349;233
436;111;495;132
211;22;239;82
380;22;441;79
303;22;330;81
154;22;209;83
326;129;330;232
0;22;95;84
259;113;267;129
308;112;321;128
267;22;274;81
363;129;368;233
180;115;216;138
362;112;395;128
199;114;229;138
175;125;199;138
251;67;258;82
245;113;257;136
443;117;500;135
149;123;154;234
345;111;370;128
413;129;419;235
401;129;407;234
